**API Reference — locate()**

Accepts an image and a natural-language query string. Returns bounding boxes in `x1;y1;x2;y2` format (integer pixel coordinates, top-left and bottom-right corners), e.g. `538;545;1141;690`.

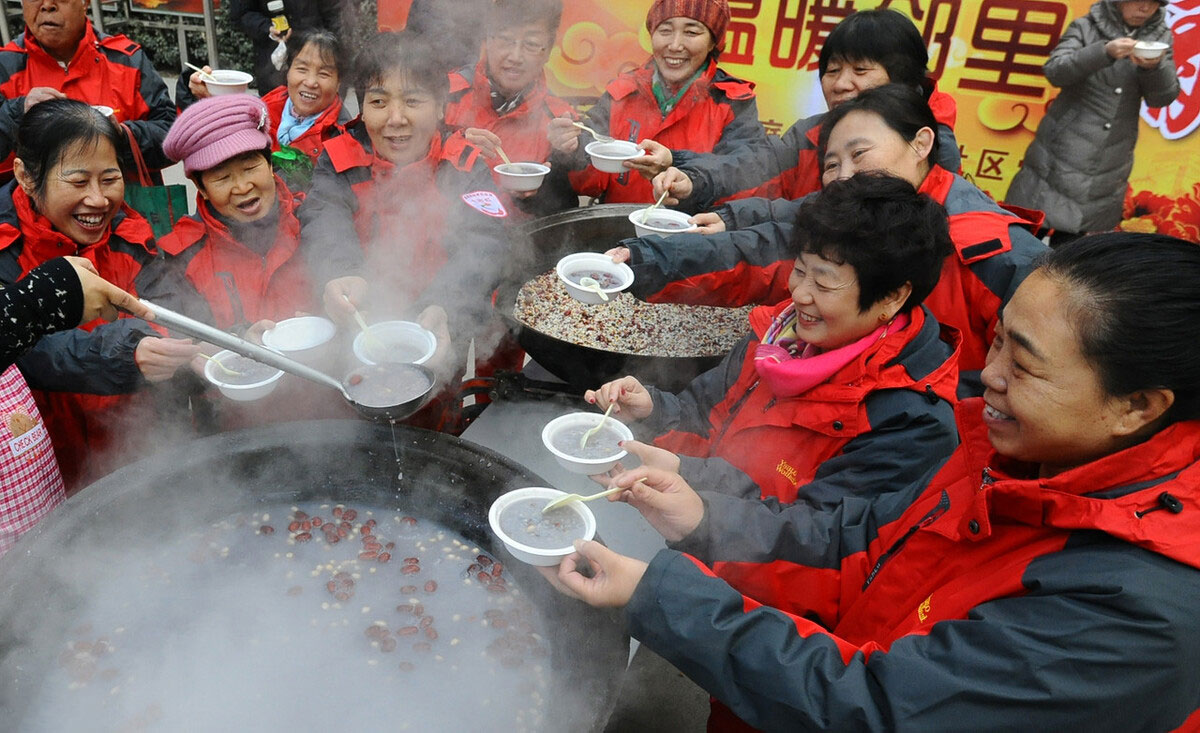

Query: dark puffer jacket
1004;0;1179;234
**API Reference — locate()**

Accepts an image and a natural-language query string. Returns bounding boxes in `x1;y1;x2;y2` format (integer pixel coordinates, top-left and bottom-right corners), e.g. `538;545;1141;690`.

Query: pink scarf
753;304;910;398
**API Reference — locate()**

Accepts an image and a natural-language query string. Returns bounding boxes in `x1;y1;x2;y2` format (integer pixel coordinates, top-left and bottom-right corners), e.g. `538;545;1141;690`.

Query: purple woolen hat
163;94;273;175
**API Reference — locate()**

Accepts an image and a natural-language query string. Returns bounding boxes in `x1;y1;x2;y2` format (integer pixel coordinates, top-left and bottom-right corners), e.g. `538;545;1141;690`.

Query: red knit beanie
645;0;730;48
163;94;273;175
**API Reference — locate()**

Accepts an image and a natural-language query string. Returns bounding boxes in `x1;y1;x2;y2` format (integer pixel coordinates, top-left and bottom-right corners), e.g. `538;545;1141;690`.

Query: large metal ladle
137;299;436;422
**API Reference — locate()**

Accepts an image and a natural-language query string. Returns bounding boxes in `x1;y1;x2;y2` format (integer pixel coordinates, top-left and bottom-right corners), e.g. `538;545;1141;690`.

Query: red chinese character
960;0;1067;98
724;0;762;65
1141;0;1200;140
769;0;855;70
879;0;964;80
762;118;785;136
975;148;1010;181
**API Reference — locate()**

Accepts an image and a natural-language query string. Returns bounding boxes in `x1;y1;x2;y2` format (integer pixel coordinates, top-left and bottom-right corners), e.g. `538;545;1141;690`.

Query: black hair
286;28;346;81
1038;233;1200;425
15;98;123;200
790;171;951;314
487;0;563;38
353;31;449;108
818;10;930;93
818;83;940;167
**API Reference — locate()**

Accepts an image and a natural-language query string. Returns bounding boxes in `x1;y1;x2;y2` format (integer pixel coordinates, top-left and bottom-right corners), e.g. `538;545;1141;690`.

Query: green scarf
652;64;706;115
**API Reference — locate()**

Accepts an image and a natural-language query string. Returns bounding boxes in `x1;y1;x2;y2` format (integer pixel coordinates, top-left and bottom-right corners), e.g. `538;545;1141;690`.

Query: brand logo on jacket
775;458;799;485
917;595;932;623
461;191;508;218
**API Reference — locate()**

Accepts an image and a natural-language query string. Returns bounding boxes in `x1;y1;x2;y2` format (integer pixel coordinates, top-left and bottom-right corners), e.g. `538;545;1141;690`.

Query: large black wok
501;204;728;393
0;421;628;731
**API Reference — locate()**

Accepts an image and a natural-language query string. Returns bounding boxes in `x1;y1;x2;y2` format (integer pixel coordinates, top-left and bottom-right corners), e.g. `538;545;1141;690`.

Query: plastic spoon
541;485;625;514
571;121;614;144
578;276;609;302
641;189;670;224
343;294;384;351
200;353;242;377
496;145;513;165
185;62;217;83
579;402;616;449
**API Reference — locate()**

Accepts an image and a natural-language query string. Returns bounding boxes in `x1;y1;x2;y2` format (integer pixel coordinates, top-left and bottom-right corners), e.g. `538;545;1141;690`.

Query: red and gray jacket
298;121;511;332
623;166;1047;397
0;22;175;176
638;301;959;507
136;175;314;331
261;85;350;164
670;85;961;214
0;180;157;489
627;399;1200;731
556;60;766;204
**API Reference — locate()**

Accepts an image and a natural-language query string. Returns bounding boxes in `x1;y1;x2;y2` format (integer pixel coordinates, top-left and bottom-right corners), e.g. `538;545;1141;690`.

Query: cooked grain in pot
514;271;751;357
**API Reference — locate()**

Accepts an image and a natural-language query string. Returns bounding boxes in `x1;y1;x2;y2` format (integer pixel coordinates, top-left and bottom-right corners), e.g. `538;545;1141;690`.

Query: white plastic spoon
578;276;609;302
641;189;670;224
579;402;616;449
542;485;625;514
571;121;614;144
200;353;242;377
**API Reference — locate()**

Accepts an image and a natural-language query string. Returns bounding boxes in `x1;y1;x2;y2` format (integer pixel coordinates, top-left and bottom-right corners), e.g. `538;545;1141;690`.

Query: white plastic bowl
203;349;283;401
261;316;336;365
555;252;634;304
541;412;634;475
629;207;698;238
585;140;644;173
488;487;597;566
203;69;254;96
494;162;550;192
352;320;437;366
1133;41;1168;59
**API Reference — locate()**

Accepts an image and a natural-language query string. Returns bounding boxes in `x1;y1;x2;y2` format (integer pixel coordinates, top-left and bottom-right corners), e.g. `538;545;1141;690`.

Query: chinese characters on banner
541;0;1198;236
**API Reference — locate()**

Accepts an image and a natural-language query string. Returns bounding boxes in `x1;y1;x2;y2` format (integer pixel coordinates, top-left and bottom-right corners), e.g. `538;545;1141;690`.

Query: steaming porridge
566;270;623;289
362;340;426;365
499;499;587;550
214;355;278;385
643;215;690;231
345;364;432;408
551;424;624;460
22;503;553;732
499;164;545;175
514;270;752;356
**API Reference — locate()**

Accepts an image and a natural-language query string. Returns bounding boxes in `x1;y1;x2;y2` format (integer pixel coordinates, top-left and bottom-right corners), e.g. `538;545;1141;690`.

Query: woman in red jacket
556;233;1200;731
546;0;766;203
0;99;197;490
587;173;958;509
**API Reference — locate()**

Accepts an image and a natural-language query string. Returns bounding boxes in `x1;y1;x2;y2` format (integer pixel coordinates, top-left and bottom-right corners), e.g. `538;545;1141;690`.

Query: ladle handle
137;299;346;394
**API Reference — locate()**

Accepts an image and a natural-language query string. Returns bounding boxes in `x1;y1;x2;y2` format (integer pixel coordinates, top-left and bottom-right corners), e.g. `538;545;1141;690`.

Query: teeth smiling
797;312;819;323
74;214;103;227
984;404;1013;421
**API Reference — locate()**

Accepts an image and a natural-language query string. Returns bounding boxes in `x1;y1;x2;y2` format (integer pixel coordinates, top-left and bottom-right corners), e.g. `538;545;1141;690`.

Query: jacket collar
20;20;101;72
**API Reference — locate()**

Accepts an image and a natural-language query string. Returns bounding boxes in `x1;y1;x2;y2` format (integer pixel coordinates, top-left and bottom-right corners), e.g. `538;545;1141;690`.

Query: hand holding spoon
571;121;614;144
641;188;669;224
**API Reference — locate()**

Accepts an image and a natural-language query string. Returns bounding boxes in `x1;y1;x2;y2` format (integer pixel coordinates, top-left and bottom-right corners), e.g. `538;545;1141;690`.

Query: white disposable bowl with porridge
261;316;336;366
629;207;698;238
353;321;438;366
489;487;597;566
585;140;644;173
202;69;254;95
541;412;633;474
555;252;634;304
494;162;550;192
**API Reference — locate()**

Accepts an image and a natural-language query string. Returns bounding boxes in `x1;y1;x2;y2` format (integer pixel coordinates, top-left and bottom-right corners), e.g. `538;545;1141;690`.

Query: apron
0;365;65;556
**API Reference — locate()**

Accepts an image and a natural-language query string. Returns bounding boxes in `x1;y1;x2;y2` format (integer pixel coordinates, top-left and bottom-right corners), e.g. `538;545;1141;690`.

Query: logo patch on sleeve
461;191;508;218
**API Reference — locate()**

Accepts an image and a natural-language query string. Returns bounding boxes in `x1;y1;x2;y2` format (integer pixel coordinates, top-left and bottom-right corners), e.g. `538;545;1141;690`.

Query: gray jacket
1005;0;1178;233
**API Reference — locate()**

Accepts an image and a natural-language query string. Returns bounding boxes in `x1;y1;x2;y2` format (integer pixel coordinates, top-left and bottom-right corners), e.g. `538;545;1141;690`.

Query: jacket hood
1095;0;1167;38
955;398;1200;571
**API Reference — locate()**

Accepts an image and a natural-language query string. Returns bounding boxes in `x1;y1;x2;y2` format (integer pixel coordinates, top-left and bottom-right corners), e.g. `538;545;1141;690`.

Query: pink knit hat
163;94;273;175
645;0;730;48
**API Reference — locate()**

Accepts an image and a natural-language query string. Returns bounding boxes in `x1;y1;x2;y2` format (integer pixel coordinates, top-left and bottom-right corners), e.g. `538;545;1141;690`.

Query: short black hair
790;172;951;314
286;28;346;81
818;10;930;92
16;98;123;200
488;0;563;38
1039;233;1200;425
353;31;449;108
818;83;940;166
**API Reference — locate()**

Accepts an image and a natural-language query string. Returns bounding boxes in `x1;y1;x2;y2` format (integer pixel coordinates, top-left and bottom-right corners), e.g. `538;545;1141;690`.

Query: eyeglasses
489;35;550;55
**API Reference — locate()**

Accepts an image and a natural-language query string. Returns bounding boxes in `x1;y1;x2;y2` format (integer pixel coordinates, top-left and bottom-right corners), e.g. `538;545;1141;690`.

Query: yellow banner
544;0;1200;239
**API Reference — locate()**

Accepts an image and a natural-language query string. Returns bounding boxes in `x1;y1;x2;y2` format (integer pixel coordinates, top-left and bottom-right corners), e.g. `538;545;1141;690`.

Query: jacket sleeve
297;151;365;288
1043;19;1112;89
623;222;794;306
628;546;1200;731
674;115;810;215
0;96;24;162
796;389;959;511
16;317;152;394
121;51;176;172
934;121;962;173
230;0;272;40
134;251;216;326
715;194;805;231
639;334;751;439
0;257;84;368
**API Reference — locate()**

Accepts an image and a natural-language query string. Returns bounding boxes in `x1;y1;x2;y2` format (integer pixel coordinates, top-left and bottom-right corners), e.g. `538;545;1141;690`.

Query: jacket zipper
861;491;951;591
711;379;759;446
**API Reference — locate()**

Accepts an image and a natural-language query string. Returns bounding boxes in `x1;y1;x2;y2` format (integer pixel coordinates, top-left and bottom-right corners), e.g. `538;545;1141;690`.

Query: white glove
270;40;288;71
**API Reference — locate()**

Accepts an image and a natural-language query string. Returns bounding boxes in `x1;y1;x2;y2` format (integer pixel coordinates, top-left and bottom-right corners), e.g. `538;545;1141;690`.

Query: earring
878;312;890;323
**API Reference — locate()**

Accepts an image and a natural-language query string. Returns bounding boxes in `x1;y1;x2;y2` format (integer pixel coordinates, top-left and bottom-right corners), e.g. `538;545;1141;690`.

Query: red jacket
671;84;961;213
646;302;959;506
260;85;347;164
561;60;765;203
624;166;1047;396
629;400;1200;730
138;175;313;330
0;182;157;490
0;22;175;176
